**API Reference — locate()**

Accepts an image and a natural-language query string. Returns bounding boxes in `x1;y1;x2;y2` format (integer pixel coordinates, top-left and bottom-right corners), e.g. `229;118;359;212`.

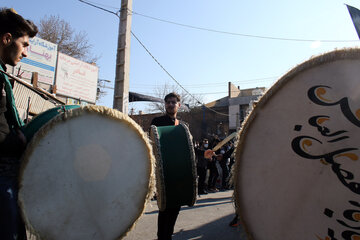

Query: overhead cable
78;0;120;10
131;31;229;116
79;0;234;116
79;0;360;43
129;76;277;88
128;9;359;43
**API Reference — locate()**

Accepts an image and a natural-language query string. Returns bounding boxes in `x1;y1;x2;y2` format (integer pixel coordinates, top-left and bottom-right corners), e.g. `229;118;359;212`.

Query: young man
151;92;182;240
151;92;181;127
151;92;213;240
0;8;38;240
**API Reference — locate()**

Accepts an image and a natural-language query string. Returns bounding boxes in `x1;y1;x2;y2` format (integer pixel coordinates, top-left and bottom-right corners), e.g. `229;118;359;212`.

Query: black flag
346;4;360;39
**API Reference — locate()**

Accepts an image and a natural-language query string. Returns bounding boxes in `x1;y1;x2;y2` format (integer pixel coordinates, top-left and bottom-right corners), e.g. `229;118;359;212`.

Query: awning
129;92;163;103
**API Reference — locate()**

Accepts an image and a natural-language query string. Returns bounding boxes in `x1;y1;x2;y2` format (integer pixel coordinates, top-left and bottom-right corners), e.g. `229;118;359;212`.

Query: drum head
234;49;360;240
19;106;154;240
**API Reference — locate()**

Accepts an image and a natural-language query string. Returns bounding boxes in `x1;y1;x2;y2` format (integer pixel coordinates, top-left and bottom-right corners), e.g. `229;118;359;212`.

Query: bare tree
38;15;103;99
37;15;99;63
148;83;203;113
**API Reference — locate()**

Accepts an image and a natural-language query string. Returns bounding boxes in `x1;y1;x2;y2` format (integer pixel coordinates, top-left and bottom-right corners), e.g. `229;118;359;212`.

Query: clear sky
3;0;360;113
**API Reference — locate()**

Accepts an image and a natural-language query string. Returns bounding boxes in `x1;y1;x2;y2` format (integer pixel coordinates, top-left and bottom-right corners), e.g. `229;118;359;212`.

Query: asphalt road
123;190;248;240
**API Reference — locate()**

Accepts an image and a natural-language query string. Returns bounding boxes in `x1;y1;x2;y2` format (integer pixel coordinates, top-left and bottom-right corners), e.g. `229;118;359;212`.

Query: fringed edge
232;48;360;240
180;122;198;206
149;125;167;211
18;105;155;240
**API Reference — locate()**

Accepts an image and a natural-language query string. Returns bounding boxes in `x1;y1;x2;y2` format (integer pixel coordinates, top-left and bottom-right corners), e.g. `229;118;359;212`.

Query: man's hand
204;149;214;159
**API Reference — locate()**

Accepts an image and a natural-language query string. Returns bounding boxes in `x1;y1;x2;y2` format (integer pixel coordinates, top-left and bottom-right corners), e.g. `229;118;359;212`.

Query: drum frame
18;105;155;240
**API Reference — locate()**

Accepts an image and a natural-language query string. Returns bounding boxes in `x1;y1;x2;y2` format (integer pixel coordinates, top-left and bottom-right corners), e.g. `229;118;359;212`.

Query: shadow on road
196;196;233;204
145;195;234;215
172;214;247;240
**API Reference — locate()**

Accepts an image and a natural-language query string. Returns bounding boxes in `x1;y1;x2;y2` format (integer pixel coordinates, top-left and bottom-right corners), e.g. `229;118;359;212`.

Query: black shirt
151;114;178;127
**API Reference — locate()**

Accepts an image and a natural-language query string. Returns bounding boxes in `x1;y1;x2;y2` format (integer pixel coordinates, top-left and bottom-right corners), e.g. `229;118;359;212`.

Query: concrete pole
113;0;132;113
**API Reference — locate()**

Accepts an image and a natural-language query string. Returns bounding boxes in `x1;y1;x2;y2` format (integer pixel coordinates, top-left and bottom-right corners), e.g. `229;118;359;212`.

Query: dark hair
0;8;38;39
164;92;181;102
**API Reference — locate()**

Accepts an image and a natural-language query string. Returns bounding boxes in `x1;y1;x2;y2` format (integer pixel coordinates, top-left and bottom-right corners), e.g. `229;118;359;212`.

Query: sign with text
15;37;57;85
55;53;98;103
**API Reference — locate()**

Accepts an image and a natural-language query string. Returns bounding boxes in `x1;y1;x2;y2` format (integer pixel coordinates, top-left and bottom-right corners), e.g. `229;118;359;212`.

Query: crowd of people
194;137;241;228
194;137;235;195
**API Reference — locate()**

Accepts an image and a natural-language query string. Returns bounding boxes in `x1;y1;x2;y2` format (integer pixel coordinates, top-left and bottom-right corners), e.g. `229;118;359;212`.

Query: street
123;190;248;240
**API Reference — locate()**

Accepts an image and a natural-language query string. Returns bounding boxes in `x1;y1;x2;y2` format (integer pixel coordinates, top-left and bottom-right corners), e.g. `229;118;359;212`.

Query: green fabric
157;124;195;208
0;64;24;128
22;105;80;142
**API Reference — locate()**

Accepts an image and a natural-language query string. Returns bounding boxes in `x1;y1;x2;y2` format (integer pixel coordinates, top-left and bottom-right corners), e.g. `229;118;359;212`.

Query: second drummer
151;92;213;240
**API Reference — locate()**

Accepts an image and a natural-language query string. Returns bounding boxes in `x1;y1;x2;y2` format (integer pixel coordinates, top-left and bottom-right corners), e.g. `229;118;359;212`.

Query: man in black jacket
151;92;181;240
0;8;38;240
152;92;213;240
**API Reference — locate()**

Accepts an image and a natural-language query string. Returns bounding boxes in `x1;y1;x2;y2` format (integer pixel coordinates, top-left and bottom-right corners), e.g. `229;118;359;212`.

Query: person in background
207;137;220;192
218;143;234;190
196;138;210;195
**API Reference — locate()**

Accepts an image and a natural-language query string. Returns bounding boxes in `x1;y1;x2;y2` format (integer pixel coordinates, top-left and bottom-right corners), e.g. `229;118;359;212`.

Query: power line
129;9;359;43
78;0;119;17
131;31;229;116
127;75;278;88
129;90;247;95
129;77;277;88
79;0;229;116
79;0;360;43
78;0;120;10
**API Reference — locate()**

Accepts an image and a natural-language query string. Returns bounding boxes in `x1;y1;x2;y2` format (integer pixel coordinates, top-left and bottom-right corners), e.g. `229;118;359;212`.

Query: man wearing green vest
0;8;38;240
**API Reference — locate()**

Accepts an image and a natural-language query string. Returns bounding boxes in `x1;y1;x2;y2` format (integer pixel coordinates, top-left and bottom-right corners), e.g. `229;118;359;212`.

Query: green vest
0;64;24;129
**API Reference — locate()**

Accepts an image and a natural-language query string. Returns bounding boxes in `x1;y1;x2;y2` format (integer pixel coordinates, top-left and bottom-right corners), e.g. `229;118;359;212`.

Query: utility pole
113;0;132;113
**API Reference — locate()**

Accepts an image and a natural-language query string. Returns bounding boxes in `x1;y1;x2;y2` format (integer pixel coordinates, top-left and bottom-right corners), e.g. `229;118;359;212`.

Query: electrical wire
129;77;277;88
78;0;219;113
128;9;360;43
130;31;230;116
79;0;246;116
80;0;359;43
128;90;249;95
78;0;120;10
78;0;119;17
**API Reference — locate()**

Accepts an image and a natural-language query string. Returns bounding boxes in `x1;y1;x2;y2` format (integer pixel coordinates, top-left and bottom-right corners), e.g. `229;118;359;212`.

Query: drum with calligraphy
234;48;360;240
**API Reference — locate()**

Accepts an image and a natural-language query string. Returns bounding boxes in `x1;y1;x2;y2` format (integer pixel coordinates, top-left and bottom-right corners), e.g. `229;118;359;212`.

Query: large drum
19;105;154;240
150;122;197;211
234;49;360;240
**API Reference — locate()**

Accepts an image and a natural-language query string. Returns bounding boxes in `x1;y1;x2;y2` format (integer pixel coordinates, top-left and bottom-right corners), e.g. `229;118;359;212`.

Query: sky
3;0;360;114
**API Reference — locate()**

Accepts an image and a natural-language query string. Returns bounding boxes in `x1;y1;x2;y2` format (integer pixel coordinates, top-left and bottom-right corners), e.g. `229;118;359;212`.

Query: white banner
15;37;57;85
55;53;98;103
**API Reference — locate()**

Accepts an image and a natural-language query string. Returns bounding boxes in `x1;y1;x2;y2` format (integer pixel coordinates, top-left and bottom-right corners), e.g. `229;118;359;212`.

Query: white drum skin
19;106;154;240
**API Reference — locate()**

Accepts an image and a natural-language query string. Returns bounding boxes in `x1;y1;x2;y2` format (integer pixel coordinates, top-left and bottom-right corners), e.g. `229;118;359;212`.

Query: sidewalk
123;190;248;240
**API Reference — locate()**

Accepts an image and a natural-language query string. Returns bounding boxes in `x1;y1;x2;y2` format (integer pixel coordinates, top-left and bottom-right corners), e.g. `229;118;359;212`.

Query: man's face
2;34;29;66
165;97;180;115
